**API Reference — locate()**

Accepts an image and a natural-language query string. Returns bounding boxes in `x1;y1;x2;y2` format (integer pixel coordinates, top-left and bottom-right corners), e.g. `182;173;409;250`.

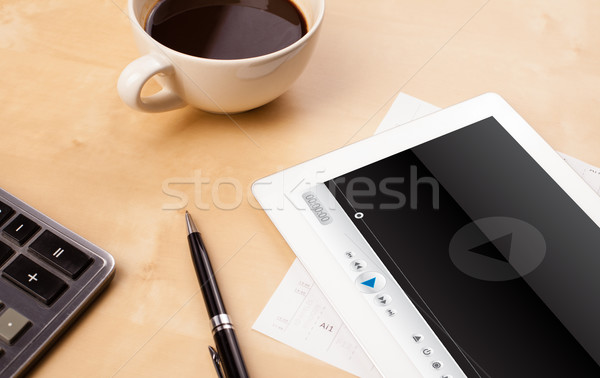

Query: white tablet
252;93;600;377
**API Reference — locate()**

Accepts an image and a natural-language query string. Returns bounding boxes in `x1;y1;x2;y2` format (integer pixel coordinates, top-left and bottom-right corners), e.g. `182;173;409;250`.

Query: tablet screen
326;117;600;376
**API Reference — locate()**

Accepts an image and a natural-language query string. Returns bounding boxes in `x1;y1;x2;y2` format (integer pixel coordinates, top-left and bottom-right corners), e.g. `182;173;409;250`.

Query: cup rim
128;0;326;64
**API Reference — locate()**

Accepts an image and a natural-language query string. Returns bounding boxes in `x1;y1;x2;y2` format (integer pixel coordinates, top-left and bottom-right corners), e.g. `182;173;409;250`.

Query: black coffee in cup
145;0;308;60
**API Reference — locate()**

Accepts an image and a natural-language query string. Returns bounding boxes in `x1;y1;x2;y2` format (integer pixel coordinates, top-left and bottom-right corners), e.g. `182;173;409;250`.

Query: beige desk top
1;0;599;376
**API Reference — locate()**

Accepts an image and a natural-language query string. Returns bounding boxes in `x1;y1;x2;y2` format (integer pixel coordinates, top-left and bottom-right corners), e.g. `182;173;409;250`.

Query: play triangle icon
360;277;376;288
468;233;513;263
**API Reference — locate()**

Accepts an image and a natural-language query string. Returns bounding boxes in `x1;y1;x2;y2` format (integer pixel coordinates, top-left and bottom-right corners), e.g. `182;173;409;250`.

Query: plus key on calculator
0;188;115;377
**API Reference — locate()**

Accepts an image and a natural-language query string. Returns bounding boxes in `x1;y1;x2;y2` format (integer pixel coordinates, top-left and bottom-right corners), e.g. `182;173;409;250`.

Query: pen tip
185;211;198;235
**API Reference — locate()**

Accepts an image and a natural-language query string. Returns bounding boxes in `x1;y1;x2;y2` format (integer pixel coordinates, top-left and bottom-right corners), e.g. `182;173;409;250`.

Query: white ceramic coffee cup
117;0;325;113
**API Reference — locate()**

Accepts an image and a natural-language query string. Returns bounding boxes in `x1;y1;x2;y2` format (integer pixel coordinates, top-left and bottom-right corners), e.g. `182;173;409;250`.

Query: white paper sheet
252;259;381;377
558;153;600;195
253;93;600;377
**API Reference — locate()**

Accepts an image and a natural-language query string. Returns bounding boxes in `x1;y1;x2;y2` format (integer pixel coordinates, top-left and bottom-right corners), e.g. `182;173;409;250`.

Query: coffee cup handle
117;53;186;112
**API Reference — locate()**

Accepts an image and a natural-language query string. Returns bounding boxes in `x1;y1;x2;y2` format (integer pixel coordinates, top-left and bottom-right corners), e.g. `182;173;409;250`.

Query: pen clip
208;345;225;378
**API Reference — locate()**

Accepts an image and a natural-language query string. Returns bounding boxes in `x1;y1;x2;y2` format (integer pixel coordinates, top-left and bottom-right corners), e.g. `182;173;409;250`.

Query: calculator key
3;255;68;305
3;214;40;246
0;308;31;345
29;231;93;279
0;201;14;225
0;241;14;266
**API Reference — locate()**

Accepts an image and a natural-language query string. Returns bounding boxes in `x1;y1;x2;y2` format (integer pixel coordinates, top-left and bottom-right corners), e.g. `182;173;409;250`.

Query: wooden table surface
1;0;599;376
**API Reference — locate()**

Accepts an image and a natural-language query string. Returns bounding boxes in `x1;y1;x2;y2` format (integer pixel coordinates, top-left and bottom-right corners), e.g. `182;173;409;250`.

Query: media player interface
326;117;600;377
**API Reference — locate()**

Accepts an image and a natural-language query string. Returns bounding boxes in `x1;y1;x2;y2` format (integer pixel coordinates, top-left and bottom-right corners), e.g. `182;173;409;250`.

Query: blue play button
361;277;377;288
355;272;386;293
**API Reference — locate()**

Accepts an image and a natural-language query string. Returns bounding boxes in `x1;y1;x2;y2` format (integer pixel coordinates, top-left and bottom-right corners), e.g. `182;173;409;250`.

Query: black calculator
0;188;115;377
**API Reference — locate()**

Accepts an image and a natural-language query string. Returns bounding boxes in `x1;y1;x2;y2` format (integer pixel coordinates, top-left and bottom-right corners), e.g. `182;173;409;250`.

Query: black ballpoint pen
185;211;249;378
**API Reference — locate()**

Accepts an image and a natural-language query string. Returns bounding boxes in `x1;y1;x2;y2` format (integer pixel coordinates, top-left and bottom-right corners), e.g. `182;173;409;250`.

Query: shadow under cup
121;0;325;113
